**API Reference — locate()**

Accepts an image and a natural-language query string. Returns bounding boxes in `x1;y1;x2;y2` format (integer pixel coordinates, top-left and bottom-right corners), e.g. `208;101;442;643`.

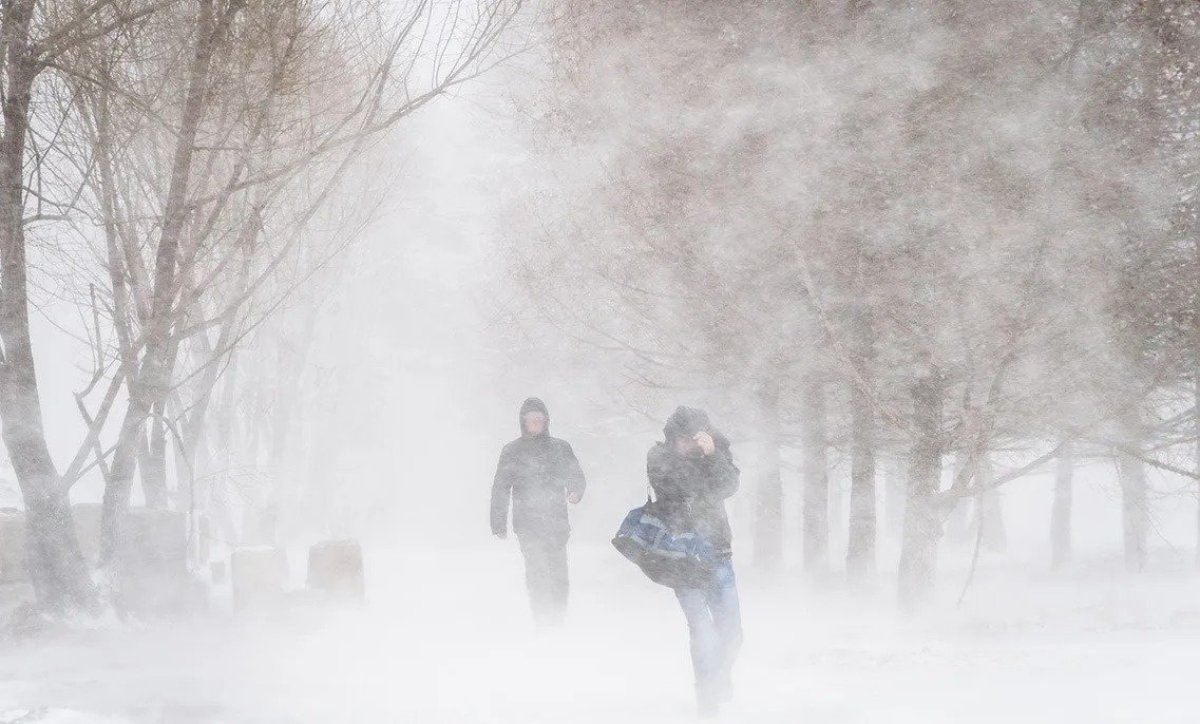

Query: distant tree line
498;0;1200;609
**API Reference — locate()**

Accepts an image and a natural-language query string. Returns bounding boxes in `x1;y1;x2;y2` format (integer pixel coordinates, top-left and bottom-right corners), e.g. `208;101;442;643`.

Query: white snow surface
1;544;1197;723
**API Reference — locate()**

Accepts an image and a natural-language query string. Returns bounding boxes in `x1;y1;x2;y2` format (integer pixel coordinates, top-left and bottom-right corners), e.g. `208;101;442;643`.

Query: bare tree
0;0;180;613
47;0;526;566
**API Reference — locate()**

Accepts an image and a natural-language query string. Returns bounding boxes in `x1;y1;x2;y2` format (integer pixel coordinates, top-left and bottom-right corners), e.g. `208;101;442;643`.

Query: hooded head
663;406;727;458
519;397;550;437
663;405;709;441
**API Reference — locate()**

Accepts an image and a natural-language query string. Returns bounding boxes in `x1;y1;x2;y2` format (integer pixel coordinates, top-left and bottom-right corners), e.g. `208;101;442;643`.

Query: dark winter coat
490;398;586;545
647;406;740;557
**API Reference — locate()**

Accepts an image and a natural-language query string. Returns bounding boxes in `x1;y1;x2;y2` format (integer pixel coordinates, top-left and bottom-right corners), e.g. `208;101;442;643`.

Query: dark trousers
517;535;569;625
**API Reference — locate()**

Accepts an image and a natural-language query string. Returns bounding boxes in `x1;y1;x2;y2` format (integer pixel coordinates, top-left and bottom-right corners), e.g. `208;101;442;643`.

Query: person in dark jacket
491;397;586;625
648;405;741;716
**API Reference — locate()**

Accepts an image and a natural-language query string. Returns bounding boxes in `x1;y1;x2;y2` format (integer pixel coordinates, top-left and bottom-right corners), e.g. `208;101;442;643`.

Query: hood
662;405;710;441
519;397;550;436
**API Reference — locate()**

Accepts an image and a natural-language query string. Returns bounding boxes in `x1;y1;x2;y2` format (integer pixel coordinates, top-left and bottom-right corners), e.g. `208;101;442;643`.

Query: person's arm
647;444;678;500
701;433;739;499
490;446;514;538
562;442;586;503
646;452;659;500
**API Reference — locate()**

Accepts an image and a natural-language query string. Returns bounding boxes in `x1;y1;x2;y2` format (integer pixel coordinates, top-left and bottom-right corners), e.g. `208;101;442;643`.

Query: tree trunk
100;401;148;564
1196;378;1200;567
884;455;905;543
753;382;783;570
100;343;182;561
976;455;1006;553
101;0;239;561
846;304;877;582
23;491;94;612
898;366;944;612
0;2;95;612
801;375;828;577
1051;440;1073;569
829;475;845;563
1116;410;1149;573
139;401;170;509
216;349;250;542
945;453;971;545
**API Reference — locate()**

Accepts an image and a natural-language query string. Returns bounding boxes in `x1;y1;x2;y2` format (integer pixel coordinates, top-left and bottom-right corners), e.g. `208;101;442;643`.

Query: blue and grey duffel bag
612;492;719;589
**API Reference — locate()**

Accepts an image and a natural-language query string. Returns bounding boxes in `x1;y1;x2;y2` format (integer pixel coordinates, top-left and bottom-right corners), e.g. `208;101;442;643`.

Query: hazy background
5;0;1194;580
1;1;1199;722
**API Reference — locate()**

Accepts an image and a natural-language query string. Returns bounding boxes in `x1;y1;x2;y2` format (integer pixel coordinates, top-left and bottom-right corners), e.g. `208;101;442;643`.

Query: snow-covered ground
1;543;1197;723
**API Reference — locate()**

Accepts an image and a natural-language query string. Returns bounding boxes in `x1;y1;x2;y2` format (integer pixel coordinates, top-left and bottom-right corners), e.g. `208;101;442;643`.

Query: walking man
491;397;586;625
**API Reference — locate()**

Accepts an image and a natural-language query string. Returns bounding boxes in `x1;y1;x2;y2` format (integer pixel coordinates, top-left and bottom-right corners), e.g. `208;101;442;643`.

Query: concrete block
113;508;191;616
306;539;364;601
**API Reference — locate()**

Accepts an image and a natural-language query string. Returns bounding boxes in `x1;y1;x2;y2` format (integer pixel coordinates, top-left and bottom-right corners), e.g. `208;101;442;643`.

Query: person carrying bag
612;406;742;717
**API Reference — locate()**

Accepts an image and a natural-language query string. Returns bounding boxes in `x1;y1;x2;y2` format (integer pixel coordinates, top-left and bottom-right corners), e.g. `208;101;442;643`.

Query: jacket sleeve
490;446;514;535
646;446;665;498
703;438;740;500
561;442;586;499
647;444;680;499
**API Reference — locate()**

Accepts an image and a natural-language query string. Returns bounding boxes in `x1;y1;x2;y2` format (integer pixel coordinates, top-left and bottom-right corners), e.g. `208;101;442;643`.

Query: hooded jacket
490;398;586;543
647;406;740;557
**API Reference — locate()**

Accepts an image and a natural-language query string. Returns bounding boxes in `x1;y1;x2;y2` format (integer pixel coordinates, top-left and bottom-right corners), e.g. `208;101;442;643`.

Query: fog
1;0;1199;722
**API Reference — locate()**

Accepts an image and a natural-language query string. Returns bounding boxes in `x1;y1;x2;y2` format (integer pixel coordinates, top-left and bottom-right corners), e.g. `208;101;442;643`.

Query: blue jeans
674;560;742;703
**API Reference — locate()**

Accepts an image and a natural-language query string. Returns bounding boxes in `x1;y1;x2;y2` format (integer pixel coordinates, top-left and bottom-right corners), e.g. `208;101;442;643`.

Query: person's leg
545;542;569;624
705;561;743;702
518;536;553;624
675;586;720;713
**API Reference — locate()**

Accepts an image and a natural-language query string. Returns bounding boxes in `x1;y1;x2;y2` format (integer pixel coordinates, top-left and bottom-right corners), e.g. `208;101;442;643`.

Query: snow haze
2;1;1199;722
